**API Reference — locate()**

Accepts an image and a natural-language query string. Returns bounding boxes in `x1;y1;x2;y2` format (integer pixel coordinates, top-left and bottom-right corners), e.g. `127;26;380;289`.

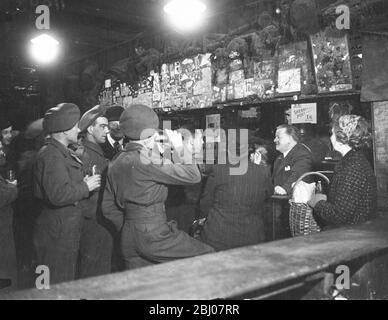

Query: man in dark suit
272;124;313;239
273;124;313;195
100;105;125;160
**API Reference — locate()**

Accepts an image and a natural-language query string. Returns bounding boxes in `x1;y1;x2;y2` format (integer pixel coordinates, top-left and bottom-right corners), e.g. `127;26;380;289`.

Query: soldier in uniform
102;104;214;269
77;105;113;278
33;103;101;284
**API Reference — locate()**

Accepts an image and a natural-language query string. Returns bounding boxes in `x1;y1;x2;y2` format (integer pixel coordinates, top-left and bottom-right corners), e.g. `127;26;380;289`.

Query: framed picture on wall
253;59;275;98
310;31;353;93
277;41;315;95
277;68;301;94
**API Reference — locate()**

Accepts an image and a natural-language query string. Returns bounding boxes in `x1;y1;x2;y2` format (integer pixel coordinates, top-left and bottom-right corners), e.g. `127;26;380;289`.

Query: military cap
120;104;159;140
43;103;80;134
79;104;107;132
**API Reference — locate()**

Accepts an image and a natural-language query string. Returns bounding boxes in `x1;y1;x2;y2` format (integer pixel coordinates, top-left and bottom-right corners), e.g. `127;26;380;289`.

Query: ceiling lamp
29;34;60;64
164;0;207;32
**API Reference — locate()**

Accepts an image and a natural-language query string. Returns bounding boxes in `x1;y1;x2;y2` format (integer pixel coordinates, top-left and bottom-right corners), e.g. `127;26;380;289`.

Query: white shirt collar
283;143;297;159
107;134;123;147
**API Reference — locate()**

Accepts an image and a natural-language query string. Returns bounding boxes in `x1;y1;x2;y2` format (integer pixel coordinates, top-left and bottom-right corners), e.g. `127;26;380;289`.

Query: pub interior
1;0;388;300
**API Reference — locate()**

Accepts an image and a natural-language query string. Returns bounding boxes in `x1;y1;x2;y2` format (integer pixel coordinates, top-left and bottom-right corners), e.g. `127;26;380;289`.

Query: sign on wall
291;103;317;124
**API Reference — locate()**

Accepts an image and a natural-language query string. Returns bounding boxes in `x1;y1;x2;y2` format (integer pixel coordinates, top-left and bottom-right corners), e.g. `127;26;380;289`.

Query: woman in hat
308;115;377;227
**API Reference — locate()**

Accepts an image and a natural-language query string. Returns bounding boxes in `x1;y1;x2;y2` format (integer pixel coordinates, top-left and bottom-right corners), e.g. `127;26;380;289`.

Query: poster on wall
253;59;275;98
277;68;301;94
290;103;317;124
310;31;353;93
277;41;315;95
205;114;221;143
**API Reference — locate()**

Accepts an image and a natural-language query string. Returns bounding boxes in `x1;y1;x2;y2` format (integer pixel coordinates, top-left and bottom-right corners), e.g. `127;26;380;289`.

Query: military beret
0;117;11;131
120;104;159;140
43;103;80;134
79;104;107;132
105;105;124;122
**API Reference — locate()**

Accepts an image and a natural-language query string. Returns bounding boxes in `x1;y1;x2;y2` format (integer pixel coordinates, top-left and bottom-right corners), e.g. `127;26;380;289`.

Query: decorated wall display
310;31;353;93
229;69;245;84
244;78;256;97
277;68;301;94
102;53;214;111
132;91;153;107
98;26;355;111
277;41;314;95
212;85;227;103
226;84;235;100
233;80;246;99
253;59;275;99
186;94;212;110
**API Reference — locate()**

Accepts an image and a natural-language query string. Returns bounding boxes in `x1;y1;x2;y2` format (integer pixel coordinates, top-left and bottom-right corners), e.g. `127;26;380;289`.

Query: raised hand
164;129;183;151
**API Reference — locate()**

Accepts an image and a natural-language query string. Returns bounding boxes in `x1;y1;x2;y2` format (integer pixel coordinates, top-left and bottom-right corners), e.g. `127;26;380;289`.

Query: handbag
289;171;331;237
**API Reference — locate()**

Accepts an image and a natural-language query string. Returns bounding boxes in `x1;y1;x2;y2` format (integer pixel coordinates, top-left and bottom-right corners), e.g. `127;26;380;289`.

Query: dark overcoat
33;138;90;284
78;139;112;278
200;163;273;251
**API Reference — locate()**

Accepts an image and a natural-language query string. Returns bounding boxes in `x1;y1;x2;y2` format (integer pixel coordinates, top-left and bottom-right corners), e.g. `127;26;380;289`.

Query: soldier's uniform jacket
77;139;113;278
34;138;89;213
102;142;214;268
33;138;90;283
79;139;109;219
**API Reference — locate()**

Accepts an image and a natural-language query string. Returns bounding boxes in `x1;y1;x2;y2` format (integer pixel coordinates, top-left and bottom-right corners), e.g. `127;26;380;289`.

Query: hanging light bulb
29;34;60;64
164;0;207;32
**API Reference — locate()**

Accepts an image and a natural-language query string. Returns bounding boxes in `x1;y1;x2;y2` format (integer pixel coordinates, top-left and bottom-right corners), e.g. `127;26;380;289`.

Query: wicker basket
289;171;330;237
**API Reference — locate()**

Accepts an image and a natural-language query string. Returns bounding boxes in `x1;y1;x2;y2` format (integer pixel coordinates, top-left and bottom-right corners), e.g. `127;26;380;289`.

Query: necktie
114;141;121;154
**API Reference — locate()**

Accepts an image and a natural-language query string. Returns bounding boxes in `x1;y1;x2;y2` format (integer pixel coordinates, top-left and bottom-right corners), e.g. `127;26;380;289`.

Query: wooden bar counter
2;218;388;300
